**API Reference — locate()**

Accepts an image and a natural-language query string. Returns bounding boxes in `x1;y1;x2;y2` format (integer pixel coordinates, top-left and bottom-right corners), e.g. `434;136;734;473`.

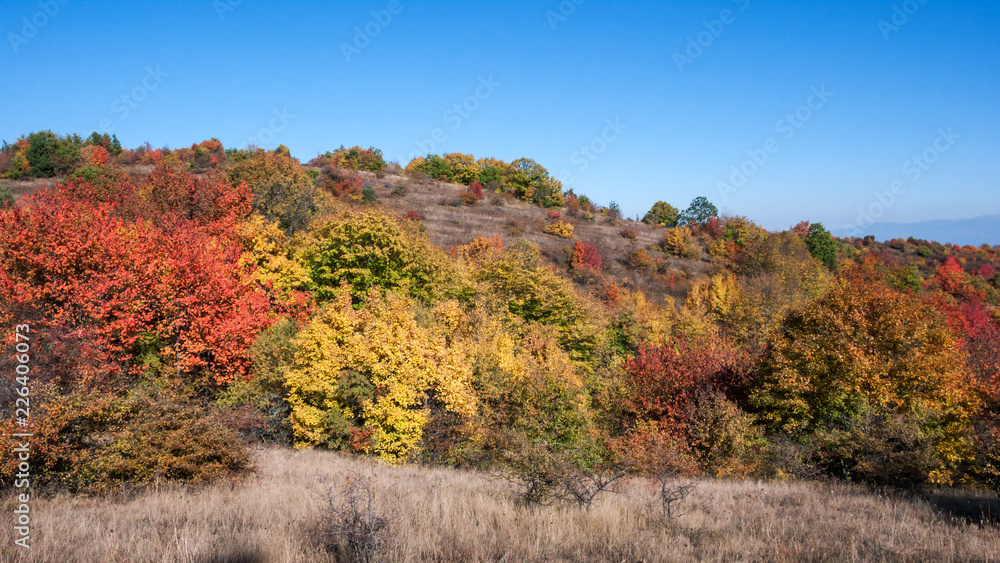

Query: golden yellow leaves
285;287;475;464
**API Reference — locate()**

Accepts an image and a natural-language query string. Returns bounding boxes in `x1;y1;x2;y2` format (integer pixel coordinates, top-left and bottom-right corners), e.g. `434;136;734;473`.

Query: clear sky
3;0;998;231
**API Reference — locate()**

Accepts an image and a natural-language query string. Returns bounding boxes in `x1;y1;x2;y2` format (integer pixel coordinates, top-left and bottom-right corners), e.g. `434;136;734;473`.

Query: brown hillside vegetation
2;448;998;563
362;170;710;305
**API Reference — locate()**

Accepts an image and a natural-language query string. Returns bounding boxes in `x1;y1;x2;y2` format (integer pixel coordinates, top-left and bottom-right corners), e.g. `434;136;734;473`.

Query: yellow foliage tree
285;287;476;463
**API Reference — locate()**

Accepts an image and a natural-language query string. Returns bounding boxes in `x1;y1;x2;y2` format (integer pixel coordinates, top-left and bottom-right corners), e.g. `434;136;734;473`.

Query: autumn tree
284;288;476;463
295;207;472;305
643;201;680;228
751;257;978;484
226;149;321;233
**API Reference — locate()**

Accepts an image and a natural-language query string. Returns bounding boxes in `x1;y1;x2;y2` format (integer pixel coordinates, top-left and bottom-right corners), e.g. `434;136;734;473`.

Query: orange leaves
0;169;273;387
80;144;109;167
569;240;602;273
752;257;976;435
933;255;968;294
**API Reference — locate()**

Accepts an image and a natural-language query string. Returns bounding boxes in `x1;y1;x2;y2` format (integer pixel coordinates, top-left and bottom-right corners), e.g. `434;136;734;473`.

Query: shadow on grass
197;550;264;563
924;488;1000;525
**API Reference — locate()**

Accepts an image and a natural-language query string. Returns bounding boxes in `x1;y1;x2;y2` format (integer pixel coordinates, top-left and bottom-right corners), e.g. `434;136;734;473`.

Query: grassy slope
1;447;997;562
365;171;713;306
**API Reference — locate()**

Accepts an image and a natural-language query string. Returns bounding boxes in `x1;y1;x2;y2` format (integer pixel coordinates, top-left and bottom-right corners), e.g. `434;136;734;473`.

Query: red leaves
933;255;967;294
623;333;749;430
569;240;602;273
0;168;272;387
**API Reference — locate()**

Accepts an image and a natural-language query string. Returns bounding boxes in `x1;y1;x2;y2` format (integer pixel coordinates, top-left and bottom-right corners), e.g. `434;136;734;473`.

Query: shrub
468;180;484;200
605;201;622;223
0;383;252;494
547;209;561;220
662;227;699;259
0;184;12;209
643;201;680;227
403;210;422;221
751;258;978;485
625;248;655;271
620;226;638;240
284;289;476;463
316;472;396;562
296;207;471;305
361;185;377;204
80;144;110;167
543;220;574;238
317;145;386;172
460;191;479;206
569;240;602;273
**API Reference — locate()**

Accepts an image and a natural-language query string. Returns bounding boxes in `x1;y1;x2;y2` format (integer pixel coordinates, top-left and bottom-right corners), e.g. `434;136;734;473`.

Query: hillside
1;136;999;560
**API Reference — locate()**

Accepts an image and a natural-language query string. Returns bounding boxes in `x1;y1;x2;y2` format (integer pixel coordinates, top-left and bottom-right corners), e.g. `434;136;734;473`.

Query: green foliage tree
296;207;471;305
25;130;83;177
643;201;680;227
679;196;718;225
804;222;839;272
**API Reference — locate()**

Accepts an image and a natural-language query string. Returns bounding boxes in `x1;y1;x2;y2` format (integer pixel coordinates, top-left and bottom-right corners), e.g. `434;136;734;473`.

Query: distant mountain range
832;214;1000;247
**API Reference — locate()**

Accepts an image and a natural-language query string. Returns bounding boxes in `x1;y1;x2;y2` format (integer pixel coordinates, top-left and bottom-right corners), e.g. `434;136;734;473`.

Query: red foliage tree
569;240;602;273
933;255;967;294
468;180;484;201
623;334;749;431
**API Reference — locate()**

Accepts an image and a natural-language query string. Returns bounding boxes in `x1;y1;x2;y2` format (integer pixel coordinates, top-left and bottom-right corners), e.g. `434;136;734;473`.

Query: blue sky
3;0;998;232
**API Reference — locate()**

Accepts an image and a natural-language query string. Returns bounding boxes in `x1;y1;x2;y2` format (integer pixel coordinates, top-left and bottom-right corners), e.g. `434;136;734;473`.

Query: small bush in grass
361;185;377;204
543;220;574;238
460;191;479;206
547;209;562;220
626;248;656;271
317;472;396;562
391;184;407;196
468;180;484;200
620;226;639;240
497;434;625;509
403;210;422;221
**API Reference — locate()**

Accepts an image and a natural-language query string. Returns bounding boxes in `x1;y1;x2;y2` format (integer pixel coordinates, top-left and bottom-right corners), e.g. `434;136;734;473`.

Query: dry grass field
2;447;997;563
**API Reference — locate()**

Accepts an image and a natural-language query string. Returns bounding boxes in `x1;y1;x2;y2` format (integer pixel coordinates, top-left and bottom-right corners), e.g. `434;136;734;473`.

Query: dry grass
371;173;702;306
2;447;998;562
